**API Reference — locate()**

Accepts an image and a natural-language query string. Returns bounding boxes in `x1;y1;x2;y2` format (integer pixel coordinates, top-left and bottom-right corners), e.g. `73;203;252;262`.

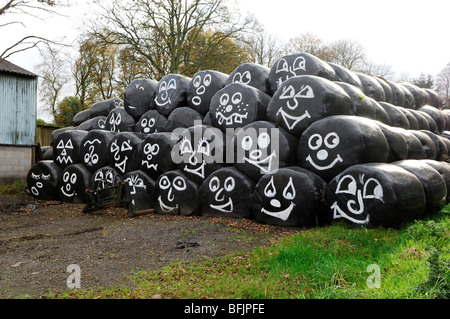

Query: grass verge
52;206;449;299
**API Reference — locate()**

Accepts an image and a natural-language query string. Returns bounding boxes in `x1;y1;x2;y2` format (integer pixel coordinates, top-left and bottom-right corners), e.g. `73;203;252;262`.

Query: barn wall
0;145;32;183
0;73;37;146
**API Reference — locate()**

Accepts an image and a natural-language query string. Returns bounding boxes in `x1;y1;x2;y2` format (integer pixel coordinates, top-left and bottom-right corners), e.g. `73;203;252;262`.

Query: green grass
0;181;27;195
53;206;449;299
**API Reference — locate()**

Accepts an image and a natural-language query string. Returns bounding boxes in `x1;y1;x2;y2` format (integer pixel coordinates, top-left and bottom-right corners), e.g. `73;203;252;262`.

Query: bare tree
0;0;68;58
243;23;283;67
330;39;366;70
87;0;256;80
435;62;450;108
281;32;336;62
34;43;71;120
358;61;394;79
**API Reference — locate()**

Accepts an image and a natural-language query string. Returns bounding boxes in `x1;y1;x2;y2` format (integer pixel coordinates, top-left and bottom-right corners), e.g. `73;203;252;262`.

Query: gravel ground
0;194;296;298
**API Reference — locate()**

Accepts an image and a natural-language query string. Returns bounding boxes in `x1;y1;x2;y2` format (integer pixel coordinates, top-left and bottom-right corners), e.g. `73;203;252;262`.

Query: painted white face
108;111;122;132
305;132;343;171
157;175;187;213
141;142;160;171
127;83;146;110
140;117;156;133
241;132;277;174
191;73;212;106
274;56;307;89
56;139;74;165
110;139;133;174
232;71;252;85
125;174;147;195
155;78;177;107
83;139;102;167
179;136;211;179
275;83;314;130
331;174;384;225
30;172;50;196
215;91;249;126
60;171;78;198
93;169;115;190
208;176;235;213
260;176;296;221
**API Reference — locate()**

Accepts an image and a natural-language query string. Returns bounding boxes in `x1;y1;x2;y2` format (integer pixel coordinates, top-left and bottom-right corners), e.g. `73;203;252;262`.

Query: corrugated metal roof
0;58;37;78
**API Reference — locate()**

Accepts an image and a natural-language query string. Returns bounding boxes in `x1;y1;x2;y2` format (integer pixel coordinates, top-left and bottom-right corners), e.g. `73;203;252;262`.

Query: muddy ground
0;193;297;299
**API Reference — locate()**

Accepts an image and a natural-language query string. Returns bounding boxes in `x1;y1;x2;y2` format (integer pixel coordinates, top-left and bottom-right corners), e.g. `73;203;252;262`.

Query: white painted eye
63;172;70;183
232;72;242;83
203;74;212;87
363;178;384;201
336;175;358;196
264;176;276;198
241;136;253;151
220;93;229;106
94;171;103;181
167;78;177;90
141;118;148;127
292;56;306;72
159;175;171;190
179;137;193;155
159;81;167;92
308;134;323;151
209;176;220;192
276;58;288;73
257;133;270;149
279;85;296;100
224;177;235;192
241;71;251;84
70;173;77;184
231;92;242;105
121;140;132;152
173;176;187;191
324;132;340;149
282;178;296;200
197;138;210;156
193;75;202;88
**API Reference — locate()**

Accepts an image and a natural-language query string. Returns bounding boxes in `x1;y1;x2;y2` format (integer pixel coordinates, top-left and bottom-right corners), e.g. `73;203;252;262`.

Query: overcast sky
2;0;449;119
3;0;449;78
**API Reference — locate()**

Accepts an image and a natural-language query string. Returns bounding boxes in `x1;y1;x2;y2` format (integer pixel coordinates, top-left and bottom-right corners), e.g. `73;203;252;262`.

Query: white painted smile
243;151;277;174
331;201;370;225
184;161;206;178
276;108;311;130
216;112;248;125
261;202;295;221
306;154;343;171
60;186;76;198
210;198;234;213
158;196;179;213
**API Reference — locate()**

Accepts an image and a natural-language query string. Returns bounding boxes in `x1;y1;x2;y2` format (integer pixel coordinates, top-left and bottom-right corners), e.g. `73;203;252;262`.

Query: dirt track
0;194;295;298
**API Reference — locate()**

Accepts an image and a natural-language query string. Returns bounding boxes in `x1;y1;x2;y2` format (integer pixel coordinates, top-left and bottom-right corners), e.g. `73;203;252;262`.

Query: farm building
0;58;38;184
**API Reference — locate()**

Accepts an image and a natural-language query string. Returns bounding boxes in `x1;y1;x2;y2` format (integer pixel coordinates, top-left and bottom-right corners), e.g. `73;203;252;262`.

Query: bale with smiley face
80;130;116;173
225;63;271;96
209;83;271;133
153;170;199;216
105;107;136;133
233;121;298;182
324;163;426;228
172;124;225;185
27;161;62;200
106;132;143;175
187;70;228;115
268;52;338;95
138;132;178;180
154;74;191;117
58;164;92;203
266;75;352;137
135;109;169;134
53;130;89;169
124;78;158;120
252;167;327;227
199;167;255;219
298;115;390;181
123;170;156;216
